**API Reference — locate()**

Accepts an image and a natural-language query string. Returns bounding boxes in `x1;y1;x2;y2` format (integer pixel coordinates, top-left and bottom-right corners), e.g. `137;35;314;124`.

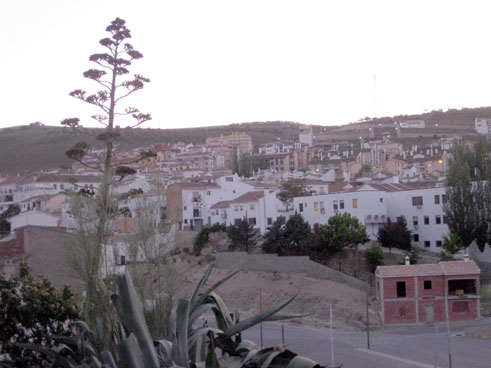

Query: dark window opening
299;203;304;212
424;280;432;290
424;241;430;247
448;279;476;295
193;209;200;217
413;234;419;242
412;196;423;206
436;240;442;247
267;217;272;225
248;217;256;226
397;281;406;298
424;216;430;225
434;195;440;204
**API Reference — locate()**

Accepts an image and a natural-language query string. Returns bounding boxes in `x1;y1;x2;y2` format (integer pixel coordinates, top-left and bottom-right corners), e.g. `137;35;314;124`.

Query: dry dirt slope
169;255;380;331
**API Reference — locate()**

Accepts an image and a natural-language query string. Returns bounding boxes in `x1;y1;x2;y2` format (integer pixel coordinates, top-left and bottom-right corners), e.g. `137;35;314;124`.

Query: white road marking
356;348;443;368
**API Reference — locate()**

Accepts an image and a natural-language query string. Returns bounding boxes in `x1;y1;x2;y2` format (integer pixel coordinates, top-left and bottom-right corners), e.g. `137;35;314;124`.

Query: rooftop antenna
373;74;378;118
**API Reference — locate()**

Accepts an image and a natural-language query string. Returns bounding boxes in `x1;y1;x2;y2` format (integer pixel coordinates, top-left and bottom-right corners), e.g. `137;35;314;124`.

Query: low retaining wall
215;252;367;290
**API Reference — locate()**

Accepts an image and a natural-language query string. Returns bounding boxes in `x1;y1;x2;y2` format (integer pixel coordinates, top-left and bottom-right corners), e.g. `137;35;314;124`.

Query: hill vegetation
1;105;489;173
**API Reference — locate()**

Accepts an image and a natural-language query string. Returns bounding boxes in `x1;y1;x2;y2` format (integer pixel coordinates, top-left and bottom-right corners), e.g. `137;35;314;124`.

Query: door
426;306;434;323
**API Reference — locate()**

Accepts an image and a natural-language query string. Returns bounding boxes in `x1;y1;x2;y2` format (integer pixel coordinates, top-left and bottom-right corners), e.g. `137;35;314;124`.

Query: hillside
1;104;489;173
0;121;318;173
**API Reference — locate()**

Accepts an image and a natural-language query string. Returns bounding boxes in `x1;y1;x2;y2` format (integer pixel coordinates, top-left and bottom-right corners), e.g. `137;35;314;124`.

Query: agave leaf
223;294;298;337
190;263;214;309
265;312;311;322
14;342;57;358
286;355;322;368
90;356;102;367
194;270;240;311
116;273;160;368
174;298;190;368
119;333;145;368
101;351;118;368
262;350;283;368
236;339;258;351
206;292;234;330
188;303;214;328
188;327;222;351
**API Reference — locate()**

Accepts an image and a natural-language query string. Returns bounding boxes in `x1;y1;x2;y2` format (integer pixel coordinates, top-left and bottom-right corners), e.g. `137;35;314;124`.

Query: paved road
241;321;491;368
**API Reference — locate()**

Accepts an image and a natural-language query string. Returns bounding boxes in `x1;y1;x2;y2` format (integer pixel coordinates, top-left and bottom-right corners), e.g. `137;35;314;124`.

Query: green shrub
192;223;226;255
364;242;384;272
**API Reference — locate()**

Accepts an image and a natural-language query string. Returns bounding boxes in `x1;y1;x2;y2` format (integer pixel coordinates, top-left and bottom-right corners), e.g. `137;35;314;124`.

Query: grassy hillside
1;105;489;173
0;121;315;173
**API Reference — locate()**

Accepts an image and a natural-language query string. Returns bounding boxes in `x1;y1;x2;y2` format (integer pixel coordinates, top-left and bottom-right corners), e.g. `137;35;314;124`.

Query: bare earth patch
169;255;380;331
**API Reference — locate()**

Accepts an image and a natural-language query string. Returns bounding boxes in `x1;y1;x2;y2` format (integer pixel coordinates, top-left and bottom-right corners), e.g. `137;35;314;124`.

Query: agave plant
6;263;330;368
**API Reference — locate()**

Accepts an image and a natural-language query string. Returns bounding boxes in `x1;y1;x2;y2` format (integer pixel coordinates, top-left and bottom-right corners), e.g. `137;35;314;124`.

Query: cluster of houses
0;121;489;325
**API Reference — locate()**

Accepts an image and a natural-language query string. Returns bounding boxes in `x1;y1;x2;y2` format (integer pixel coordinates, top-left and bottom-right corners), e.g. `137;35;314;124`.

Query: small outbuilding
375;257;480;325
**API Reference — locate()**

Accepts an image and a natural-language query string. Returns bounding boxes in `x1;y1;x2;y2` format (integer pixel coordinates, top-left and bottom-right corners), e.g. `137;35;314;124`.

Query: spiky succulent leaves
119;333;145;368
115;273;160;368
205;331;220;368
223;294;298;337
193;270;240;313
154;339;173;367
171;299;190;368
188;327;222;359
204;293;235;331
101;350;118;368
283;355;323;368
190;263;214;310
188;303;215;330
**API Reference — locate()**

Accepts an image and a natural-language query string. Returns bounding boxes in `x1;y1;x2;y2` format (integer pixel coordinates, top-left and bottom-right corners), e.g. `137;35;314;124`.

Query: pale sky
1;0;491;130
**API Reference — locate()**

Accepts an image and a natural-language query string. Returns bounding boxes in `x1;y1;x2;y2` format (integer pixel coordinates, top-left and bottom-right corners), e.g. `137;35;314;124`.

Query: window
184;206;187;211
250;204;255;211
434;195;440;204
443;215;448;224
299;203;304;212
226;177;234;182
333;200;338;210
352;198;358;208
248;217;256;226
436;240;442;247
314;202;319;211
380;198;383;203
320;201;325;213
448;279;476;295
320;186;325;194
424;216;429;225
267;217;272;225
340;200;345;209
412;196;423;206
442;194;447;204
234;218;241;225
184;219;188;224
452;301;469;313
413;216;418;226
396;281;406;298
239;205;243;211
424;280;432;290
234;205;239;212
413;234;419;242
207;190;211;196
61;184;64;190
435;215;441;224
193;209;200;217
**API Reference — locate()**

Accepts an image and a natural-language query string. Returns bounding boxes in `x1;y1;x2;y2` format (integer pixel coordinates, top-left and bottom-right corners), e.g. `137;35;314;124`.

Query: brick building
376;258;480;325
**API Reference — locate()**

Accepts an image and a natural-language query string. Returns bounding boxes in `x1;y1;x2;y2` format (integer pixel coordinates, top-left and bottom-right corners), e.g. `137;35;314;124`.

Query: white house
8;210;59;233
475;118;491;135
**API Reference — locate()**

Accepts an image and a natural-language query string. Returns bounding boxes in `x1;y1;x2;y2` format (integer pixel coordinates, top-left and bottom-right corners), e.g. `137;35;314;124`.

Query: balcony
365;214;386;224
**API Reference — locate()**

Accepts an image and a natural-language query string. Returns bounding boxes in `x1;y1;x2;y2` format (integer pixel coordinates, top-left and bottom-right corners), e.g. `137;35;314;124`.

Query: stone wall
215;252;367;290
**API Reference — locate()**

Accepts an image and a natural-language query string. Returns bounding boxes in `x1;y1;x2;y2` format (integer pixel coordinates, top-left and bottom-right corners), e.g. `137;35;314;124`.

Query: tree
227;218;257;252
235;153;269;177
355;164;372;178
445;139;491;251
0;203;20;237
0;261;79;367
61;18;152;340
276;179;314;209
439;232;465;261
377;216;412;253
261;214;311;255
364;242;384;272
319;213;367;253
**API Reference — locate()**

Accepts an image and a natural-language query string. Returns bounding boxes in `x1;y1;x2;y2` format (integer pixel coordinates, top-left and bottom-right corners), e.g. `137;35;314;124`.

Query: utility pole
330;304;335;367
445;293;452;368
366;282;370;349
259;289;263;348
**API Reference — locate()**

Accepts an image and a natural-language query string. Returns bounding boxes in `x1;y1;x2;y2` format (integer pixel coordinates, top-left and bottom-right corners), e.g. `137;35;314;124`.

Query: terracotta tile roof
376;260;480;278
210;200;231;209
230;191;265;203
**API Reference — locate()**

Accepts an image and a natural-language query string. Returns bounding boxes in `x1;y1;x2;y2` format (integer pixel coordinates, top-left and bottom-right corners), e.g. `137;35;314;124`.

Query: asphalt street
240;321;491;368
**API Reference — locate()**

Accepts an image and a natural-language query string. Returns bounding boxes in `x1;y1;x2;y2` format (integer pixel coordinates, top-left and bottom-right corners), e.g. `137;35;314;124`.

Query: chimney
463;252;469;262
405;255;410;265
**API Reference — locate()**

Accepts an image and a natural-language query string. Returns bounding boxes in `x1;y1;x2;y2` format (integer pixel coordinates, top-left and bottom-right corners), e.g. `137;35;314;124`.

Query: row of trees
444;138;491;253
